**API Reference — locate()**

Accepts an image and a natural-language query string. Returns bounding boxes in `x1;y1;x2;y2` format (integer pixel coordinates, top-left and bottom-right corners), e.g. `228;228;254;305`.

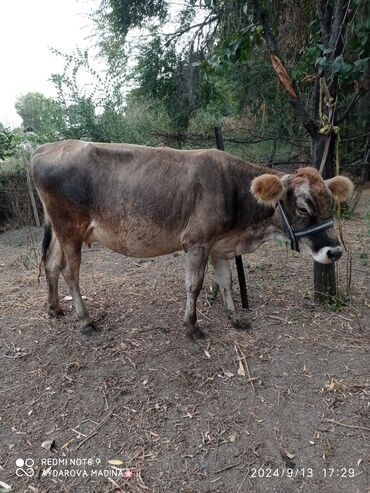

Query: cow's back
31;140;273;257
32;140;238;223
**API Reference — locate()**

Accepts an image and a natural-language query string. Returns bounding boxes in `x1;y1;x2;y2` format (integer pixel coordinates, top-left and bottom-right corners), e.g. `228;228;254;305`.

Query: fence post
22;150;40;227
214;126;249;310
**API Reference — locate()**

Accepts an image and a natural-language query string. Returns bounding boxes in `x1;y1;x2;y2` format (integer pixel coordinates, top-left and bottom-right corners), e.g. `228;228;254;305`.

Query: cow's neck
235;206;287;255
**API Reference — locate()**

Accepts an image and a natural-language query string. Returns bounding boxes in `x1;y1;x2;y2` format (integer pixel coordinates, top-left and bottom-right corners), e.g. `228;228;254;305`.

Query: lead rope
318;78;347;252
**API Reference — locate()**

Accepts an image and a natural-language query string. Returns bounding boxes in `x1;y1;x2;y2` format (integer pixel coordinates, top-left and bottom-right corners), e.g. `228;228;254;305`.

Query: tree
91;0;261;131
129;36;209;132
15;92;65;142
91;0;369;144
49;48;133;143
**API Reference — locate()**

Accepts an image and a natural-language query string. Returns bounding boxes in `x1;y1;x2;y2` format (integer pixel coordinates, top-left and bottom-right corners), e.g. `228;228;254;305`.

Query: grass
359;252;368;266
206;282;220;306
325;294;346;312
224;139;296;162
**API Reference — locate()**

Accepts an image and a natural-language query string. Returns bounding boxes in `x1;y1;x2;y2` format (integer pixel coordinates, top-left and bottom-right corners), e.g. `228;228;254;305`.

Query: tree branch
249;0;319;137
164;15;217;46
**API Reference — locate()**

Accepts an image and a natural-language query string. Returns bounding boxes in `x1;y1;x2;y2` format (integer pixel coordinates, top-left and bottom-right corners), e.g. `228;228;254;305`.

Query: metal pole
214;126;249;309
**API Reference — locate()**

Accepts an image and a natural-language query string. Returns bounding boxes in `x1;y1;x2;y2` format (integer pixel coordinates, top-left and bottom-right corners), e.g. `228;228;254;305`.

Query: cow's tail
42;222;52;263
38;218;52;283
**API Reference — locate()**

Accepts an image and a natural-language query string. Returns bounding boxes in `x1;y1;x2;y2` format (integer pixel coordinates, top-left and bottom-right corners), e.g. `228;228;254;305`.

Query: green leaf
332;55;344;74
315;56;327;67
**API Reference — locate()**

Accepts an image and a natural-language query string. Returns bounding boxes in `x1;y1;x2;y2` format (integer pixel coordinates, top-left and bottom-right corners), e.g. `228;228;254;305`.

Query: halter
277;201;334;252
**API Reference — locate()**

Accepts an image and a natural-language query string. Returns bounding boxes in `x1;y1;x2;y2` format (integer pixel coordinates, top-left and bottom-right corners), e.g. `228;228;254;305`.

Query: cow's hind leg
43;225;64;318
184;245;209;339
60;240;97;335
210;254;250;330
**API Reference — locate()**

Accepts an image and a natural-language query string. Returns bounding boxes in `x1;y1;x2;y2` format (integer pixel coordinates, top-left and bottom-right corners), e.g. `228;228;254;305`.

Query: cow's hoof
185;323;206;340
229;314;251;331
48;307;65;318
81;322;99;335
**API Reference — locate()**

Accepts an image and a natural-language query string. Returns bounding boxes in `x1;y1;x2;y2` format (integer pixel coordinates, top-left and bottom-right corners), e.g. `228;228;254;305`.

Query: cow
31;140;354;338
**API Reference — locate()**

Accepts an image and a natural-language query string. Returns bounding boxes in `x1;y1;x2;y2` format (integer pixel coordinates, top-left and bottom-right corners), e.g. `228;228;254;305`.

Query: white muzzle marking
312;246;342;264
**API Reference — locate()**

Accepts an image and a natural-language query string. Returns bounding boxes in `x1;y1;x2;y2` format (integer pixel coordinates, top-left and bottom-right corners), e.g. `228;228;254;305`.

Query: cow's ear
251;174;285;206
325;176;354;202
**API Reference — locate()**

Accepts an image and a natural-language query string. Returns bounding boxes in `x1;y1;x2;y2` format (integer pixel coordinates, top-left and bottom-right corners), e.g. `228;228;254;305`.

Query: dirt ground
0;192;369;493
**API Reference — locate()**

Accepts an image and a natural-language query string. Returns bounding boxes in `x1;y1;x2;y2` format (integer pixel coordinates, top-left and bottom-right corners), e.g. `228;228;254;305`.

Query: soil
0;192;369;493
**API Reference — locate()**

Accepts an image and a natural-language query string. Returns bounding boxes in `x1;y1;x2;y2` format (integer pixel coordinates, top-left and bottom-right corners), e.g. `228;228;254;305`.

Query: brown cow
31;140;353;338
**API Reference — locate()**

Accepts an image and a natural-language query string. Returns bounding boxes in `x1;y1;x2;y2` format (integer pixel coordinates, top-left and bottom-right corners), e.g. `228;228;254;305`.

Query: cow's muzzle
313;245;343;264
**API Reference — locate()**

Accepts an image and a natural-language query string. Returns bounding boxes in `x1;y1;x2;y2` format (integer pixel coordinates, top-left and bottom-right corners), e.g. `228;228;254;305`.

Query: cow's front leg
210;254;250;330
184;245;209;339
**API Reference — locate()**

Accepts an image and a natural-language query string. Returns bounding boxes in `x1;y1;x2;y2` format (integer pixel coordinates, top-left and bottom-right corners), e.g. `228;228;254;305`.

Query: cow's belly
86;218;182;258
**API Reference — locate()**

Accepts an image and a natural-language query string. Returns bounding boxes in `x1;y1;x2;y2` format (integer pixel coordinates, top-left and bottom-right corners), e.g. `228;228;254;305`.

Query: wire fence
0;111;368;228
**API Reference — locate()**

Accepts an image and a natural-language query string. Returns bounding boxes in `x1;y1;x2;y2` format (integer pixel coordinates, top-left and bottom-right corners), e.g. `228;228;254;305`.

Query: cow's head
251;167;354;264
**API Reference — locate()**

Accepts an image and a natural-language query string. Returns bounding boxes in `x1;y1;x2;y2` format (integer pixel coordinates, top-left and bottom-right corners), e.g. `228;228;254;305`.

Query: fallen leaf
204;350;211;359
229;432;237;443
41;439;55;451
108;459;124;466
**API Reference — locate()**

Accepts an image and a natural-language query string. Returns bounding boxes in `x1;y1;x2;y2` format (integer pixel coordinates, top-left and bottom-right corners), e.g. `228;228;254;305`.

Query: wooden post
214;126;249;309
22;149;40;227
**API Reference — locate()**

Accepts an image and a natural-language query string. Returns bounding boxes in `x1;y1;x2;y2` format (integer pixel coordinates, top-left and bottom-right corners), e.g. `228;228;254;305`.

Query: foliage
0;126;17;161
88;0;369;165
130;36;211;131
325;293;346;312
97;0;168;38
15;92;65;143
8;0;368;177
13;49;129;144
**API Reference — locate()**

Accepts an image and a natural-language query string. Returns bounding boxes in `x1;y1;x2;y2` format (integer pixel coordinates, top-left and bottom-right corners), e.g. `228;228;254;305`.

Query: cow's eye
297;207;309;216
